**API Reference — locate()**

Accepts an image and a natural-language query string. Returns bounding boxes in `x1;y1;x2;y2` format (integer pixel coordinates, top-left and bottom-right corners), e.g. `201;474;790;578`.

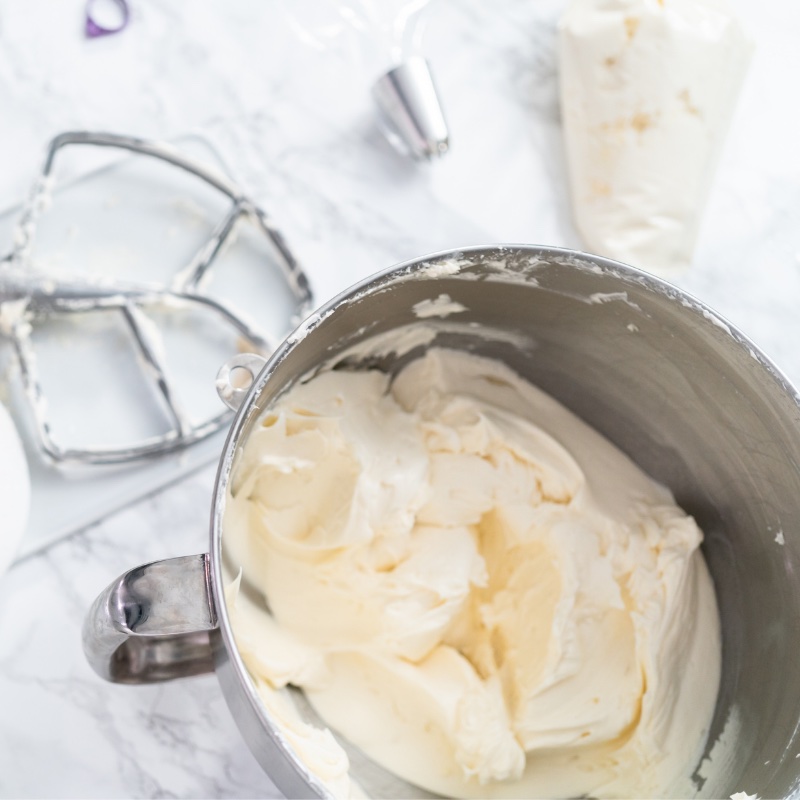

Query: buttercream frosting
225;348;721;798
559;0;752;275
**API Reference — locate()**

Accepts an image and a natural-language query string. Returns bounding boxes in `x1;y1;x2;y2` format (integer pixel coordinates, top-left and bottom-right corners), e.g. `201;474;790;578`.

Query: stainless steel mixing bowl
84;245;800;799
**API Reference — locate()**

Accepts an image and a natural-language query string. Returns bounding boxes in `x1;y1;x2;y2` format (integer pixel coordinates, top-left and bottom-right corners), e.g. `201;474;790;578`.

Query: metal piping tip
372;57;450;160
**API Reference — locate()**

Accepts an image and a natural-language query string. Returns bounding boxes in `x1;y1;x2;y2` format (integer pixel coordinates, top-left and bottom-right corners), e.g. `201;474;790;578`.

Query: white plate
0;399;30;574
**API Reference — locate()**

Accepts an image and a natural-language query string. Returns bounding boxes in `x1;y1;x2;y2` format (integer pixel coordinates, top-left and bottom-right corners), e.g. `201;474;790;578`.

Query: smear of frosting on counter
224;348;721;799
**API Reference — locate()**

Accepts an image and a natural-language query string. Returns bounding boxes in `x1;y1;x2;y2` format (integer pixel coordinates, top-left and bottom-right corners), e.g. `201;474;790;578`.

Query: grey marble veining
0;466;275;798
1;0;799;797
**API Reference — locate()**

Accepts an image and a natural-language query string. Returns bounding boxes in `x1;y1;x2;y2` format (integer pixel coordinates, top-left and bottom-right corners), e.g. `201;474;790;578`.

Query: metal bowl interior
212;245;800;799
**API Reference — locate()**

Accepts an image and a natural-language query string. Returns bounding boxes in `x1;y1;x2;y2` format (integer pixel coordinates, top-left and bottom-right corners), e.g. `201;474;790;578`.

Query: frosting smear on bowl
224;348;721;799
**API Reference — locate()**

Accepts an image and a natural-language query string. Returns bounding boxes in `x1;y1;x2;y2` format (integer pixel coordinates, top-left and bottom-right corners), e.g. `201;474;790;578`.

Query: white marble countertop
1;0;799;797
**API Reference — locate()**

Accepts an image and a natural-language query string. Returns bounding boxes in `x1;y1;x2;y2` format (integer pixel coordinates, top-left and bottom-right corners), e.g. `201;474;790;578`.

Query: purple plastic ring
85;0;130;38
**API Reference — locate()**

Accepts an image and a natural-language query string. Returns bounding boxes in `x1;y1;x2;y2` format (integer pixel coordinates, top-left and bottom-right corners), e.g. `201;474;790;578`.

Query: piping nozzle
372;57;450;160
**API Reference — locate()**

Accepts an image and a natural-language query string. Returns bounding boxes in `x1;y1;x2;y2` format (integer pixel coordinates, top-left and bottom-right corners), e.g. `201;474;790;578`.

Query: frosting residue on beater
225;348;721;799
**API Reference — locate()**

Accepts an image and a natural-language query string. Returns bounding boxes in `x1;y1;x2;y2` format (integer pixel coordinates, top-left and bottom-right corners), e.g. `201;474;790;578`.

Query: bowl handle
82;553;218;684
